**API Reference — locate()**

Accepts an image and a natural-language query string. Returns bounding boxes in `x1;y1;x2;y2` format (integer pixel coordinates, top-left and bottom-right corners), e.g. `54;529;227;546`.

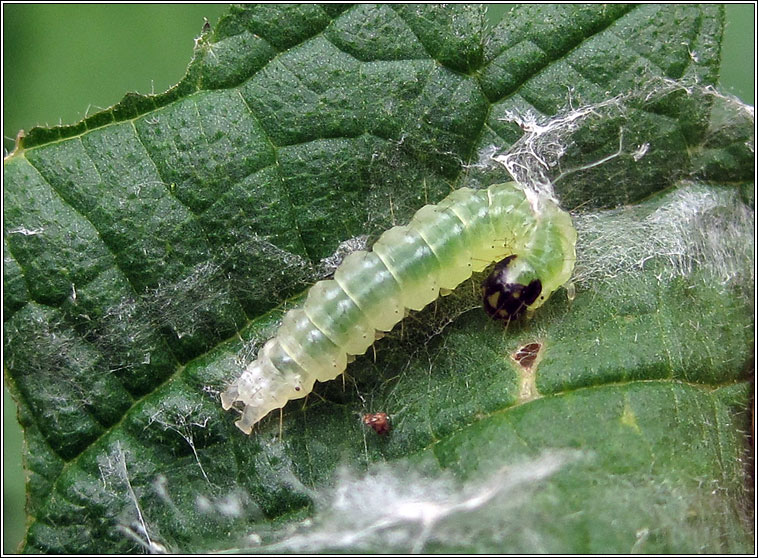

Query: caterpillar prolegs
221;182;577;433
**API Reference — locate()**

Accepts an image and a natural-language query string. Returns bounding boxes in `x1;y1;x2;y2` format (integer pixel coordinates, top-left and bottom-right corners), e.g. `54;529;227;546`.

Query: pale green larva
221;182;577;433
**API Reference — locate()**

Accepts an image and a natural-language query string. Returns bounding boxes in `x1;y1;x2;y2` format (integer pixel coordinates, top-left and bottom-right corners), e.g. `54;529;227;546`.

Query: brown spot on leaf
511;342;542;370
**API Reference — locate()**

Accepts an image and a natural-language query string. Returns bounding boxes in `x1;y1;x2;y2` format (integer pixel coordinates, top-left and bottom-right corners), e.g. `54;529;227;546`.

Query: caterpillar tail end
235;405;264;435
221;365;295;435
220;383;238;411
222;383;276;435
220;375;271;435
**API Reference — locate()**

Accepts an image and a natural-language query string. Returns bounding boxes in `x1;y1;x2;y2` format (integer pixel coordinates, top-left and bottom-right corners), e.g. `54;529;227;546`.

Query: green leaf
3;4;753;553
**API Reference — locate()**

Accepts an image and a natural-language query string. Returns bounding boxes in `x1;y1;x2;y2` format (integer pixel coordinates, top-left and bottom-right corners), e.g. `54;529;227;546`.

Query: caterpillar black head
482;255;542;323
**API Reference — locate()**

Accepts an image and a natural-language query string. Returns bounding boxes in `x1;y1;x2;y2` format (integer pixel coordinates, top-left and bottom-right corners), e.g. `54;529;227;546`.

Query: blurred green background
2;4;754;553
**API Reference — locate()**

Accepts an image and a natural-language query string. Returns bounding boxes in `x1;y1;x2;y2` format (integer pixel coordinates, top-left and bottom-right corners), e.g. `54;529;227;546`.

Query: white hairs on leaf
240;450;583;554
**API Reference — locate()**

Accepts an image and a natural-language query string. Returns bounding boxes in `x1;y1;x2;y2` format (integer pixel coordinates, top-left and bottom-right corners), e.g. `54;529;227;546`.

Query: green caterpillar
221;182;577;433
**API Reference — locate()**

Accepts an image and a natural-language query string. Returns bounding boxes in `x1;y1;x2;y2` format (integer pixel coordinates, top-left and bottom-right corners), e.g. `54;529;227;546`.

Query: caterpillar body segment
221;182;577;434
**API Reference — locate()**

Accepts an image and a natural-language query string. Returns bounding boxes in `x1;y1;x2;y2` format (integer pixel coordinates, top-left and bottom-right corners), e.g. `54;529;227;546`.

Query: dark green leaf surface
3;4;753;553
